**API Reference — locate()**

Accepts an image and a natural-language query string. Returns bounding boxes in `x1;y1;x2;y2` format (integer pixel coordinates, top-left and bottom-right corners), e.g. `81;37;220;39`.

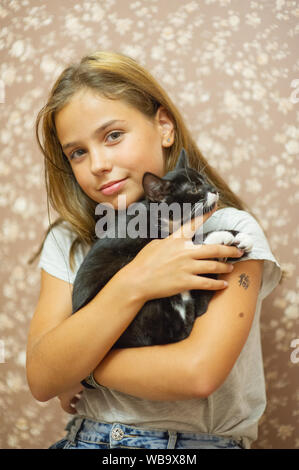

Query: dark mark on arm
238;273;250;289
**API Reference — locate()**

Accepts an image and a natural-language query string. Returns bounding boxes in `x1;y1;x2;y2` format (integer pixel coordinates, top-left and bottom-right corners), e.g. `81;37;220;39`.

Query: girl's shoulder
205;207;266;239
38;221;88;284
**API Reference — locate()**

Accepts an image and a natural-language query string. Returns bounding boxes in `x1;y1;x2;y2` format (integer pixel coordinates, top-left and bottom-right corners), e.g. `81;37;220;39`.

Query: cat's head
142;148;219;217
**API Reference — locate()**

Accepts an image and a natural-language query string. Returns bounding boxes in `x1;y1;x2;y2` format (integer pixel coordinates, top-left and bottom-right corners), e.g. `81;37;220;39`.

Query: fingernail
223;281;228;287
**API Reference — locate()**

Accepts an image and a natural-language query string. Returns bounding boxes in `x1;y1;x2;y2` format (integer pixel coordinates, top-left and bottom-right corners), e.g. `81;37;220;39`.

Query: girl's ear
155;106;175;147
142;172;172;202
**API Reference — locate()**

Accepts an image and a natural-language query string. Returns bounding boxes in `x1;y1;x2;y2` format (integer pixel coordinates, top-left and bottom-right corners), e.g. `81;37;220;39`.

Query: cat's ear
142;172;172;202
175;148;190;170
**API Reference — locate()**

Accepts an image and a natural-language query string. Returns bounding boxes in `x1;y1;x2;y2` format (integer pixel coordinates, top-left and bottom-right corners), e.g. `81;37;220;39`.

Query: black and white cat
72;149;252;351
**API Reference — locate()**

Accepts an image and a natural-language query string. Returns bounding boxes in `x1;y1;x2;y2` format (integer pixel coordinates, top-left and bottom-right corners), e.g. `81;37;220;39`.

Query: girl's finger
190;275;228;291
190;260;234;275
70;395;80;405
191;244;244;260
67;403;77;414
170;206;217;240
59;398;76;414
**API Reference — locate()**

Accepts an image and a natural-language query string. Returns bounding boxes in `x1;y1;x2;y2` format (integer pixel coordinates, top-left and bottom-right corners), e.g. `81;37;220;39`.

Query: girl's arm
26;213;243;402
26;267;145;402
93;259;263;400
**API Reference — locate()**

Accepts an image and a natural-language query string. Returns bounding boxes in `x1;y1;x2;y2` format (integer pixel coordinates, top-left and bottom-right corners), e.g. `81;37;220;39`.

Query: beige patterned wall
0;0;298;449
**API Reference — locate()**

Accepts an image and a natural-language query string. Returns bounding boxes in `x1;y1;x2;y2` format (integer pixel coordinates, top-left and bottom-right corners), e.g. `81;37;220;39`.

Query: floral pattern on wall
0;0;298;449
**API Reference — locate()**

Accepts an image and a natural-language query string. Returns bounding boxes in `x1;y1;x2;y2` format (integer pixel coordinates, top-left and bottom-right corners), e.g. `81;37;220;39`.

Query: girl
26;51;281;450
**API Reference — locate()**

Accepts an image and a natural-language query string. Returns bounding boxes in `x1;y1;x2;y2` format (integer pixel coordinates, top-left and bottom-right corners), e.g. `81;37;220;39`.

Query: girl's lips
100;178;127;195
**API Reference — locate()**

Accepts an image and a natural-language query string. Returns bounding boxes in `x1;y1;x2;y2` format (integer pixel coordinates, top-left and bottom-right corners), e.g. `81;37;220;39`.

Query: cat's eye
190;185;198;194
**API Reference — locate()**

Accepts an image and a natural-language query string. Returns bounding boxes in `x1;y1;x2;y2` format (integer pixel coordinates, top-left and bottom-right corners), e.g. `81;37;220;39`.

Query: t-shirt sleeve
38;223;78;284
205;208;282;300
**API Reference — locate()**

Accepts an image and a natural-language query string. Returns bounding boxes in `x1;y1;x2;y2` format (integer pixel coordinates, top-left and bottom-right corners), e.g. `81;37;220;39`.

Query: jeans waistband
65;416;244;449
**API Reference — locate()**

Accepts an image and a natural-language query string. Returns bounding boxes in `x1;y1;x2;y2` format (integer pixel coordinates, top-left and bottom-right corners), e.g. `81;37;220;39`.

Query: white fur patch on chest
173;290;191;322
181;290;191;302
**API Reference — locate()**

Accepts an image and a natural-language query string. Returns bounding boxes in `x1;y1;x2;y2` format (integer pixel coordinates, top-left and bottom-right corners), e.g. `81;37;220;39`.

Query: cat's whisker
192;202;203;218
198;162;208;176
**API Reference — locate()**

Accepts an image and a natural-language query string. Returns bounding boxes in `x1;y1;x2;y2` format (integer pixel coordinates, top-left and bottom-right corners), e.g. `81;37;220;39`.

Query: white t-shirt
38;208;281;449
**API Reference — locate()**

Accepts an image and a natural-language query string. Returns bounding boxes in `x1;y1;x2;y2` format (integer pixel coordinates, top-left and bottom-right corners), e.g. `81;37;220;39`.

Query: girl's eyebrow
61;119;126;152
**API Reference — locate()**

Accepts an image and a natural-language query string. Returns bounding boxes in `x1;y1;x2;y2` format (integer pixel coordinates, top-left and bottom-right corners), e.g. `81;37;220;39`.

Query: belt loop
167;431;177;449
65;416;84;445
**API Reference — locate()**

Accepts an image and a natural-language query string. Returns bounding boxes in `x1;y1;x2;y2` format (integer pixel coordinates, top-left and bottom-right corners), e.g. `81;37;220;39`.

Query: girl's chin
100;191;145;209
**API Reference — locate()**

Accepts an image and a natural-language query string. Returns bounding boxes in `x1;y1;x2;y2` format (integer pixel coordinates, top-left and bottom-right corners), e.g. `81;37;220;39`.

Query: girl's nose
90;149;112;175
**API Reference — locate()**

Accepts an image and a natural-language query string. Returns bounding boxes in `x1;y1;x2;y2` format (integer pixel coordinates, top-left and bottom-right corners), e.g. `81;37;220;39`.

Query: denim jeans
49;416;244;449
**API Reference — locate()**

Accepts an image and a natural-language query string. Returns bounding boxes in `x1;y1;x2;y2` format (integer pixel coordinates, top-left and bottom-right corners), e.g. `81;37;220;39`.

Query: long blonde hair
31;51;251;269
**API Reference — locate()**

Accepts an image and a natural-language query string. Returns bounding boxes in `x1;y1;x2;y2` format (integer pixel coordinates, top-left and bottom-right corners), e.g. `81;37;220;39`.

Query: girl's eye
106;131;123;143
69;148;85;160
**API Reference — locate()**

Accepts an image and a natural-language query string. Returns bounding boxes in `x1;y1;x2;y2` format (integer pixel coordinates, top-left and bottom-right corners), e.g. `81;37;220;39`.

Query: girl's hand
126;208;244;302
57;383;84;415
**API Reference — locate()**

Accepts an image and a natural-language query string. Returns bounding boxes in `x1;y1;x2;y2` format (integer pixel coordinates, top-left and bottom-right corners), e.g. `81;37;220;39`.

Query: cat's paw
204;231;235;246
231;233;253;253
203;230;253;253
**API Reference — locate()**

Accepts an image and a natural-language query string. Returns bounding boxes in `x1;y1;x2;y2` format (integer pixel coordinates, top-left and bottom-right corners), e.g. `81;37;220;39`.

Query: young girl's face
55;89;174;209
